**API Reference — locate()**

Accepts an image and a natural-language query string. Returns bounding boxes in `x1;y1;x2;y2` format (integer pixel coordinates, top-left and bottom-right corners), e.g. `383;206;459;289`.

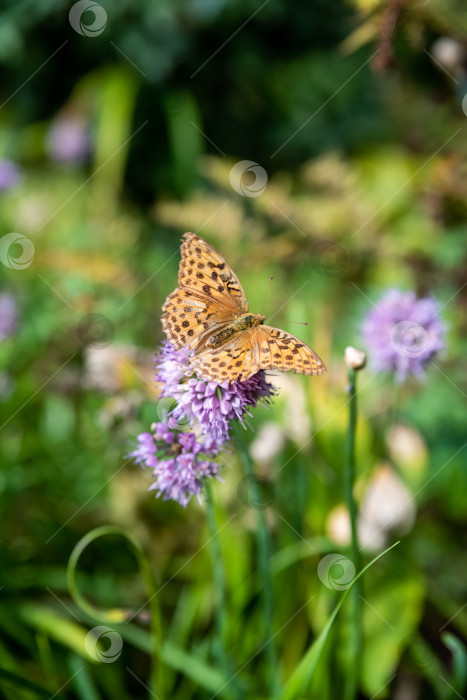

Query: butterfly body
161;233;326;383
207;313;265;348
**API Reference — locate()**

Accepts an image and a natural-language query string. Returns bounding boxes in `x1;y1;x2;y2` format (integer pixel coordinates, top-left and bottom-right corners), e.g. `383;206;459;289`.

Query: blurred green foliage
1;0;467;698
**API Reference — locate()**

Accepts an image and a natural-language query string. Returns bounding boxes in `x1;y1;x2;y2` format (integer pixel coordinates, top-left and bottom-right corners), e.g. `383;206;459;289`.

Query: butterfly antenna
282;321;309;326
260;276;274;314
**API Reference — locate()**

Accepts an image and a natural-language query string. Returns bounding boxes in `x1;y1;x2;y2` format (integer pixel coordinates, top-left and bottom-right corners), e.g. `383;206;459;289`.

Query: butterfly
161;233;326;383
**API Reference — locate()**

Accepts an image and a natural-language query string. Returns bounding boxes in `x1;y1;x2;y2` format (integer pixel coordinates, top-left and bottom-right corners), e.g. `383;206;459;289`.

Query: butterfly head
232;313;265;332
246;313;265;326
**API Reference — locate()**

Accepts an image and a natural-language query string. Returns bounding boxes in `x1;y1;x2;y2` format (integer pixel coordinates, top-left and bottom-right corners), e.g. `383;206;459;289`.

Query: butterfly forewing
162;232;248;352
161;288;234;351
178;233;248;311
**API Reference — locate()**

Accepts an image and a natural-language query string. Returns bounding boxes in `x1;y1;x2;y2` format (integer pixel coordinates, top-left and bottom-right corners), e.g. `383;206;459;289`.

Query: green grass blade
67;654;100;700
0;666;52;698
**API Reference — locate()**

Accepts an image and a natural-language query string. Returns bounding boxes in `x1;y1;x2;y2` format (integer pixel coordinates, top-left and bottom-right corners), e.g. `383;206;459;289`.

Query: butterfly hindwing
190;330;258;382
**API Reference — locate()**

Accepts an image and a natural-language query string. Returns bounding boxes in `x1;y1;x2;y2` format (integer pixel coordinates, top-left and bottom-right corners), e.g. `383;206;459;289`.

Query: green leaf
361;573;424;697
279;541;400;700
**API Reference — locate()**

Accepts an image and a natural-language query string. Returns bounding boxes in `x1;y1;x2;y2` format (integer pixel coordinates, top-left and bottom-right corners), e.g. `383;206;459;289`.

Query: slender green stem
343;368;362;700
390;375;403;428
205;480;235;696
233;423;280;698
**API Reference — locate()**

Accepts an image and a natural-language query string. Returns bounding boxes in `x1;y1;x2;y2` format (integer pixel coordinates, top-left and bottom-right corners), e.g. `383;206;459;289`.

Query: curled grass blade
67;526;164;698
442;633;467;698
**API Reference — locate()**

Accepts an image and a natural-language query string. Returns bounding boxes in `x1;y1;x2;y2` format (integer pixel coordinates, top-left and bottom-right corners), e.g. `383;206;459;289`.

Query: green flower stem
205;480;236;698
233;422;280;698
344;368;362;700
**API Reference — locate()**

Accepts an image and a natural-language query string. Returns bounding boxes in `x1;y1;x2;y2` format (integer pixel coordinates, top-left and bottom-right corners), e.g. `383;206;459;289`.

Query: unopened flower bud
344;346;367;370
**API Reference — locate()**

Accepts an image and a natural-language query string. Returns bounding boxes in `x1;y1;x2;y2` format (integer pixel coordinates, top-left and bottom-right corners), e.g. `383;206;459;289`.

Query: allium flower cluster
362;290;445;382
156;341;274;441
132;341;275;506
130;424;221;507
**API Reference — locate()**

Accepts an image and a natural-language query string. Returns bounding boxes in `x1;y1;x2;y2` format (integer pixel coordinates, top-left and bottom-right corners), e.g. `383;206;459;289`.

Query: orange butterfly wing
161;232;247;351
177;232;247;311
190;325;326;382
161;288;234;352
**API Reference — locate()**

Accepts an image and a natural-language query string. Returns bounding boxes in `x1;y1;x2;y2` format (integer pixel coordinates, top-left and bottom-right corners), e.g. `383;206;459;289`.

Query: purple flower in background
47;116;91;164
130;424;221;507
156;341;275;440
362;290;446;382
0;160;22;191
0;293;18;341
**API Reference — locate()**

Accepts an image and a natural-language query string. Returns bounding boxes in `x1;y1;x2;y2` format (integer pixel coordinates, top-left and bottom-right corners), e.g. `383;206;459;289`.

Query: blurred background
1;0;467;698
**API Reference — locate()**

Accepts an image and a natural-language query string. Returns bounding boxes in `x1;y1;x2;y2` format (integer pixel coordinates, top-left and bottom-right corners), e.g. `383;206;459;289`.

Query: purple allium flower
46;116;91;164
0;160;22;191
362;290;446;382
130;423;221;507
132;341;276;506
156;341;275;440
0;293;18;341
